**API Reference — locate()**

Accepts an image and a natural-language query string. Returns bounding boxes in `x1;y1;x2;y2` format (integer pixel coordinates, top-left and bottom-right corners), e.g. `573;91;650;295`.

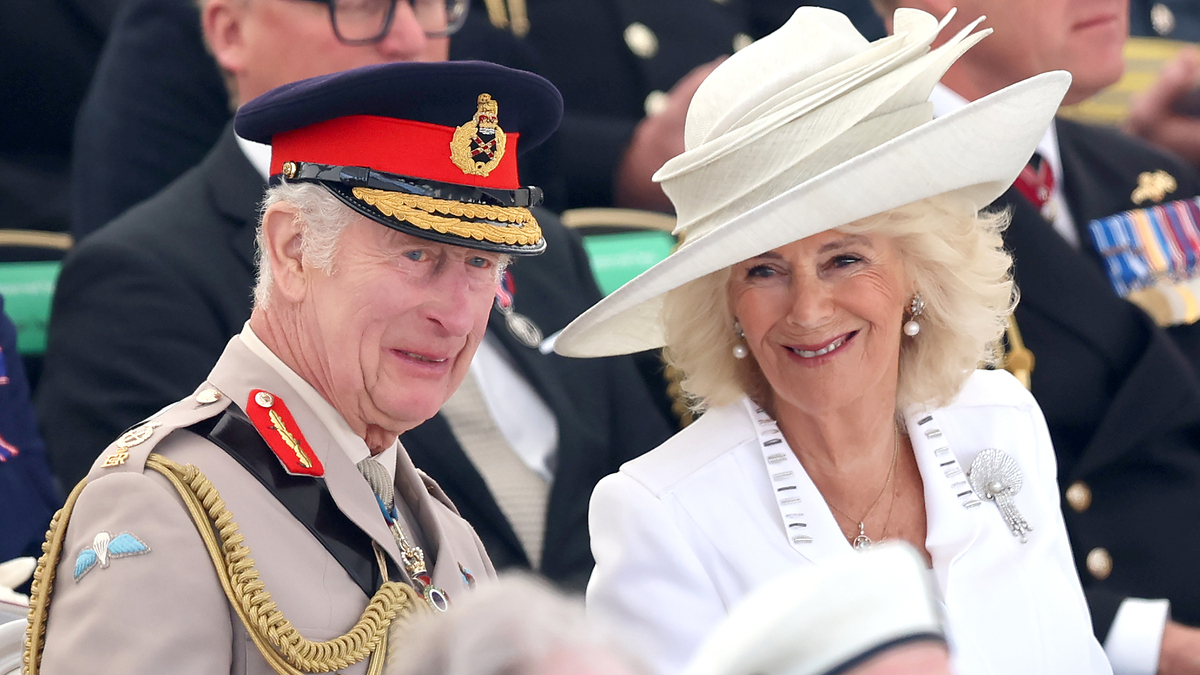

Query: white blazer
586;370;1111;675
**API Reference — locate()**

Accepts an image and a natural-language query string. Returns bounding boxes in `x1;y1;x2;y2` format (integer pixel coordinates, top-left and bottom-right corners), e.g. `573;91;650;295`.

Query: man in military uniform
26;60;563;674
871;0;1200;673
38;0;675;593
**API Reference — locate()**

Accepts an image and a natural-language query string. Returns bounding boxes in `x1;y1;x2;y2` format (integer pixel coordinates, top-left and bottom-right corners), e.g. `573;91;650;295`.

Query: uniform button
1065;481;1092;513
1086;547;1113;580
624;22;659;59
733;32;753;52
644;90;669;117
195;388;223;405
1152;3;1176;36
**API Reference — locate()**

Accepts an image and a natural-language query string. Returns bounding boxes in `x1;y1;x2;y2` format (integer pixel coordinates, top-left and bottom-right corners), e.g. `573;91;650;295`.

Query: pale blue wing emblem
73;548;97;582
73;532;149;583
108;533;149;557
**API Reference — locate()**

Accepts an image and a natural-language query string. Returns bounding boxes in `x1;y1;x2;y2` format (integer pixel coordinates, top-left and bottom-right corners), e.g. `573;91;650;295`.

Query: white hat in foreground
682;543;944;675
554;7;1070;358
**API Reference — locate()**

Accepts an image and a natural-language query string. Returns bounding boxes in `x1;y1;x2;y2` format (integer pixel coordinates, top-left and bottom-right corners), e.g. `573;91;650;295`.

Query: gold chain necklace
824;425;899;550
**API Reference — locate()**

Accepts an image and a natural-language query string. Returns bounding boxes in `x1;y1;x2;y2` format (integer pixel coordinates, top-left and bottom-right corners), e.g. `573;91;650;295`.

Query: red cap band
270;115;521;189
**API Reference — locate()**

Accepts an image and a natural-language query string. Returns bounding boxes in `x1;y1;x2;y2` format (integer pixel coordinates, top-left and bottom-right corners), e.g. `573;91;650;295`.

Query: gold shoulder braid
1003;315;1035;390
25;454;427;675
352;187;542;247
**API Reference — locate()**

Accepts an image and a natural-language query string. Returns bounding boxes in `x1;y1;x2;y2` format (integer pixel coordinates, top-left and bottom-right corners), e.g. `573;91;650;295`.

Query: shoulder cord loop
25;453;427;675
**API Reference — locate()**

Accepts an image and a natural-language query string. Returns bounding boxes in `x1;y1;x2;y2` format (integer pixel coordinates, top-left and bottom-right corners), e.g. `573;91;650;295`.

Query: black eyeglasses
299;0;469;44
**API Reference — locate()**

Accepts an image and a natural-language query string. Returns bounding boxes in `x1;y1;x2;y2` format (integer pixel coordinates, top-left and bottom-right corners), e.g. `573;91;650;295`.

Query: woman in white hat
553;7;1111;675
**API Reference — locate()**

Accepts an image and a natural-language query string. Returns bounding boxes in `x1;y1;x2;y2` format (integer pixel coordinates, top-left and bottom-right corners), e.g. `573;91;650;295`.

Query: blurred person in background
389;574;646;675
0;295;60;565
873;0;1200;671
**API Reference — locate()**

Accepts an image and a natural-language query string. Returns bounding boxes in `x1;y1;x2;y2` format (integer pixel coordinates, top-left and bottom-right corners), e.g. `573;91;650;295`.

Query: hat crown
660;8;989;243
683;8;869;150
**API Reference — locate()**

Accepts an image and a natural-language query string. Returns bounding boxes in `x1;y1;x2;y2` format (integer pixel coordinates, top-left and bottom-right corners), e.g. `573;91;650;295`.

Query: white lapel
741;399;855;565
905;409;984;596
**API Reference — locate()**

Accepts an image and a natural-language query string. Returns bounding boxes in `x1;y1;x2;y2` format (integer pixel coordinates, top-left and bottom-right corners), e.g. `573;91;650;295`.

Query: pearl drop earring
733;320;748;359
904;294;924;337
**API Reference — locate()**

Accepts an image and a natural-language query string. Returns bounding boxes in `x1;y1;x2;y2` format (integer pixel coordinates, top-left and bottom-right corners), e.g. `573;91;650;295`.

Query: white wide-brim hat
553;7;1070;358
681;543;944;675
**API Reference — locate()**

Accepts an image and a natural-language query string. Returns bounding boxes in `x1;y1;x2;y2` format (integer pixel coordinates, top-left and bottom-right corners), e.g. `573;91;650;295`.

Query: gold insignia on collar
1132;170;1178;205
102;422;162;468
450;94;508;177
268;409;312;469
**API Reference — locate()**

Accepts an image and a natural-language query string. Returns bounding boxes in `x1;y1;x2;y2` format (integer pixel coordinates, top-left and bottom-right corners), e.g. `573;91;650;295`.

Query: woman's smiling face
727;229;911;418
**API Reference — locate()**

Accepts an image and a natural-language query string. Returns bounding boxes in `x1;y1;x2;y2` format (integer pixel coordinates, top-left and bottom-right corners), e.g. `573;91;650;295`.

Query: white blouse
586;370;1111;675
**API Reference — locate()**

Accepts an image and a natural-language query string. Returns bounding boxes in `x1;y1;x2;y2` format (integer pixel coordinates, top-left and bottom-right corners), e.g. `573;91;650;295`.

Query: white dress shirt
586;370;1111;675
928;84;1170;675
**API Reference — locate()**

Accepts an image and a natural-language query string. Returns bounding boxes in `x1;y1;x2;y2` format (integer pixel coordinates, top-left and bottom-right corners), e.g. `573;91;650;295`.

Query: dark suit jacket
1;0;121;233
998;118;1200;640
69;0;566;241
38;127;673;590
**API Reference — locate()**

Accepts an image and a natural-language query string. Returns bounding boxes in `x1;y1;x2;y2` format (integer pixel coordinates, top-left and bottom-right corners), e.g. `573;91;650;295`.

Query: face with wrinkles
727;229;910;418
299;219;502;434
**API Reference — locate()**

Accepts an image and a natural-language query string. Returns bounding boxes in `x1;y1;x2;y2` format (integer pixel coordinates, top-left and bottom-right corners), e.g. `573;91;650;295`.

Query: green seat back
581;230;675;296
0;262;62;355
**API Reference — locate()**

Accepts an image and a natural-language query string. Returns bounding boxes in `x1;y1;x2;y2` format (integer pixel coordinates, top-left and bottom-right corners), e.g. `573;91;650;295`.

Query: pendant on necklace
851;522;873;550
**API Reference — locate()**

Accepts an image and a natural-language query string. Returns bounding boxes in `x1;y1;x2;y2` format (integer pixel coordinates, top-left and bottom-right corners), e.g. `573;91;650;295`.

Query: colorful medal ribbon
1088;196;1200;326
494;269;543;348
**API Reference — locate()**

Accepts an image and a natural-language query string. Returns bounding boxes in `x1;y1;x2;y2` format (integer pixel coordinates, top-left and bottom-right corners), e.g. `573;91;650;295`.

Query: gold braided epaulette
24;454;427;675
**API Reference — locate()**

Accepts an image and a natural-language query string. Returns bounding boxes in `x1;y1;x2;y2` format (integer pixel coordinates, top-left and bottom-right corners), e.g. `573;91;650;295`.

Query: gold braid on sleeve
24;454;428;675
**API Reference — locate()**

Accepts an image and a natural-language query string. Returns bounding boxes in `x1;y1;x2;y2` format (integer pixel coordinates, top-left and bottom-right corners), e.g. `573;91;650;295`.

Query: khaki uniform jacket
37;338;495;674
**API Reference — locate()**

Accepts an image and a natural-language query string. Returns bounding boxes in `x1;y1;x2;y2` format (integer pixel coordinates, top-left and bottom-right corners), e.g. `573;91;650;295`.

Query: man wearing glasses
37;0;675;593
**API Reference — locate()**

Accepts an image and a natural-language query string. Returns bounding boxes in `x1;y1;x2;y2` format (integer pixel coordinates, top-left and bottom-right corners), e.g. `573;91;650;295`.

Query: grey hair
662;194;1015;413
386;574;648;675
253;182;359;308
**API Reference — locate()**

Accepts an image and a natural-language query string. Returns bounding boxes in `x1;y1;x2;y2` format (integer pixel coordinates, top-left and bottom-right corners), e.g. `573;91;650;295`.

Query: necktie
439;371;549;568
1015;153;1056;213
357;456;395;512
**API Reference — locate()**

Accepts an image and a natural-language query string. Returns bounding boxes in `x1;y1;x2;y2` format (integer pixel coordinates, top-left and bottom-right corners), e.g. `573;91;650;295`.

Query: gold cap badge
450;94;508;177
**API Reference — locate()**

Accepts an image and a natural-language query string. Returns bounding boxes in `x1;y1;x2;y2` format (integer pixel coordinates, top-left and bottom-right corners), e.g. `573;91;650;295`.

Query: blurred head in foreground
683;543;952;675
387;574;646;675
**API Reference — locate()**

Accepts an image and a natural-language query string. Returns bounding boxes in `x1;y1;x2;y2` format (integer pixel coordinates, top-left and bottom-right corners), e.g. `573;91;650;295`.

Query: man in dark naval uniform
36;0;674;593
874;0;1200;673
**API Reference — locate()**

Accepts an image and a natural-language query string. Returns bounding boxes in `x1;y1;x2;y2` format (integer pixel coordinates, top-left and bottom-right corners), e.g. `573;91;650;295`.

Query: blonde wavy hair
661;195;1015;414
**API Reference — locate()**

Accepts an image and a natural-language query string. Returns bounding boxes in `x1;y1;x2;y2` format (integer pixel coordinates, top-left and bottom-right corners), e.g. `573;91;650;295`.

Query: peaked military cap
235;61;564;255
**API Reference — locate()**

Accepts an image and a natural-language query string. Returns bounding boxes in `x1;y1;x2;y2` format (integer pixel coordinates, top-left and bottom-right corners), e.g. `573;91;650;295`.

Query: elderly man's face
211;0;450;104
727;230;909;420
303;219;502;435
944;0;1127;105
